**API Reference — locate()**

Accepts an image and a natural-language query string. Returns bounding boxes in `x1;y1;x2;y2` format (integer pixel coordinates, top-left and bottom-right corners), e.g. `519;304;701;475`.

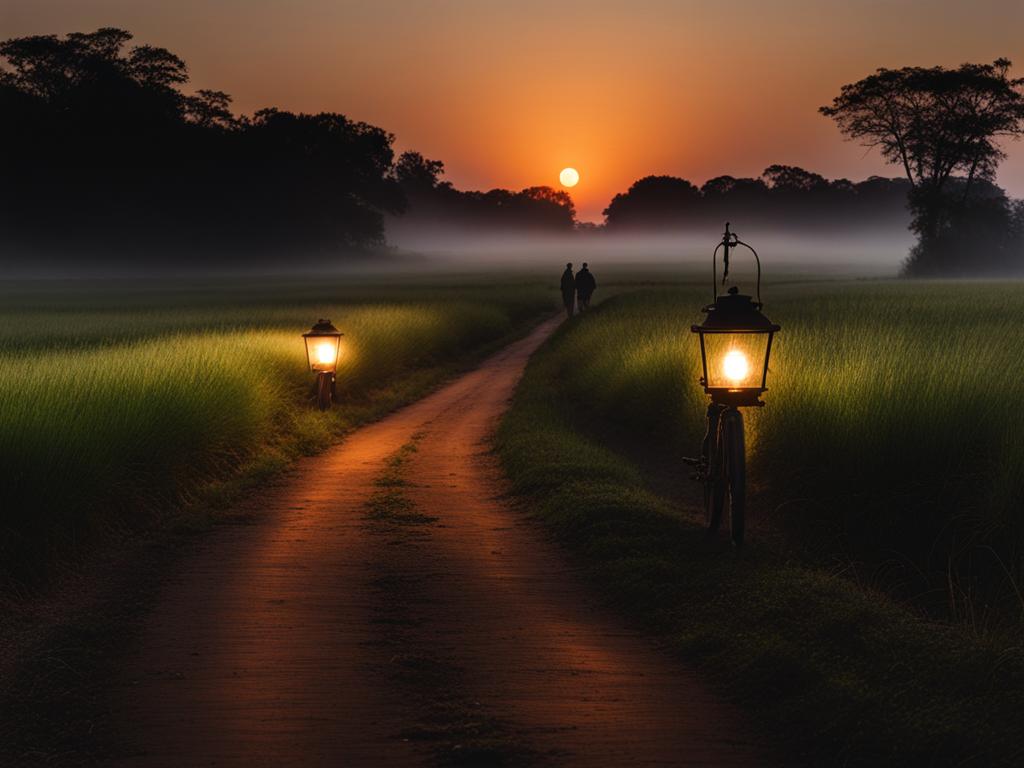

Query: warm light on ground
559;167;579;187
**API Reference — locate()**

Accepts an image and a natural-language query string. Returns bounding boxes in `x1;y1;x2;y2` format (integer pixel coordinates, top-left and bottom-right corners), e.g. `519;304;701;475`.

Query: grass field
512;280;1024;628
497;278;1024;764
0;274;556;584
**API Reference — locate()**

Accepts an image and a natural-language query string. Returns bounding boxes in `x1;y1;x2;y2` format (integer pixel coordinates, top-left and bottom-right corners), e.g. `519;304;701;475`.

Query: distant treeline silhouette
603;168;913;233
393;151;577;233
0;28;580;263
3;28;1022;273
392;154;917;236
0;28;403;261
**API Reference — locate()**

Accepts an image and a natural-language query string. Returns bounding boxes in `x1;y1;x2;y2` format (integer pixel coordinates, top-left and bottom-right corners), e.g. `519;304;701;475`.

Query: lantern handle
712;223;763;307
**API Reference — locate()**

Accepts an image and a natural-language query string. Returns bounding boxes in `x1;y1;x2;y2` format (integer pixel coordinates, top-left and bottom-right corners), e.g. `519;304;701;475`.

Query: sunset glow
4;0;1023;222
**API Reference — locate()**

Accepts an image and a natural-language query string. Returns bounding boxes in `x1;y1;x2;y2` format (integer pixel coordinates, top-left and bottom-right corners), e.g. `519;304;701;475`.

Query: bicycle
684;224;780;546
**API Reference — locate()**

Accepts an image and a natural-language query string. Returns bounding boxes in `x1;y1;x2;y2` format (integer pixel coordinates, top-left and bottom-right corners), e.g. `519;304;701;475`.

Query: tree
395;151;445;192
518;186;576;228
184;89;238;129
821;60;1024;272
762;165;828;193
0;27;406;259
603;175;701;229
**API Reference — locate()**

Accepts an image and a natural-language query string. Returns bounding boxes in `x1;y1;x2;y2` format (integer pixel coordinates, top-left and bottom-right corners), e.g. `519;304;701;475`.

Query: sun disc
559;167;579;187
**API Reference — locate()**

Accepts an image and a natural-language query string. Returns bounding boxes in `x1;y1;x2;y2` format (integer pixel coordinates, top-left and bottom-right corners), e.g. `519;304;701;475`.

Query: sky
4;0;1024;222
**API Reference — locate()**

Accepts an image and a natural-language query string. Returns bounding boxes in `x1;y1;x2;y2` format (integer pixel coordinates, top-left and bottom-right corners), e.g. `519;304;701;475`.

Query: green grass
522;281;1024;630
0;275;556;583
497;280;1024;765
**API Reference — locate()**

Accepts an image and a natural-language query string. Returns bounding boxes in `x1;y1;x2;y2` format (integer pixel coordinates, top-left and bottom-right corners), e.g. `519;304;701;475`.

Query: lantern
691;225;780;407
302;319;343;373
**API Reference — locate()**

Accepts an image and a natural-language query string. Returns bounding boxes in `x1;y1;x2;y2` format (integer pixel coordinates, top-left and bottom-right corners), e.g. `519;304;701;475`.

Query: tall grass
0;281;555;582
496;282;1024;763
526;280;1024;629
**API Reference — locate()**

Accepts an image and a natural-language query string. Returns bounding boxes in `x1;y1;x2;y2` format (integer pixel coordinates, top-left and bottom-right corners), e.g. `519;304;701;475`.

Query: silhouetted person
576;262;596;312
560;263;576;319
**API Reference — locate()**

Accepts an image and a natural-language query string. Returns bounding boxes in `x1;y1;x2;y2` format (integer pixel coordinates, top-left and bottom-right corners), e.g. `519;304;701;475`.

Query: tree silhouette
392;153;577;233
396;151;446;193
599;169;913;235
821;59;1024;273
603;176;701;229
0;27;405;262
762;165;828;194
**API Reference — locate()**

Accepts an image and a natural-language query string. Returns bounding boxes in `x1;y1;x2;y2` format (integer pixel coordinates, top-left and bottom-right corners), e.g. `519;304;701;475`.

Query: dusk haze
5;0;1024;221
3;2;1024;766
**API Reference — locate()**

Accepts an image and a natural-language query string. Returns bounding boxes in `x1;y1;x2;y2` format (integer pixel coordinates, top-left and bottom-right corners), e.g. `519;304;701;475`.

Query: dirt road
108;317;763;766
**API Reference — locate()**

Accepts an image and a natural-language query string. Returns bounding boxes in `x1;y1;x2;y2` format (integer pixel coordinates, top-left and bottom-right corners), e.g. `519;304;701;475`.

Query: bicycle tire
705;428;725;533
317;372;333;411
722;410;746;546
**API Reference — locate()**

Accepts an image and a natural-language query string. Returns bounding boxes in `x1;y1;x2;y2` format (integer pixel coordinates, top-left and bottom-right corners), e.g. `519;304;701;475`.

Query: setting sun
559;167;579;188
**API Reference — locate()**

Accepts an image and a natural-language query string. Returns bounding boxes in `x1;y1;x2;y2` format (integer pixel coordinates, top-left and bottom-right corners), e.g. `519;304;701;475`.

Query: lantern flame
315;341;338;366
723;349;749;383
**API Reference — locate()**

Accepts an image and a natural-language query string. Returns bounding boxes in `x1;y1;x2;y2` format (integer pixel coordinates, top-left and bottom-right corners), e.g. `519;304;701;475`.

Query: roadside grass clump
497;292;1024;764
0;278;555;583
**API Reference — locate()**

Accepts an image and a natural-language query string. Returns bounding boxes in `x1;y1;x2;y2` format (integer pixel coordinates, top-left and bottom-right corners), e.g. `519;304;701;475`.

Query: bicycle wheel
705;427;725;533
721;409;746;546
317;372;333;411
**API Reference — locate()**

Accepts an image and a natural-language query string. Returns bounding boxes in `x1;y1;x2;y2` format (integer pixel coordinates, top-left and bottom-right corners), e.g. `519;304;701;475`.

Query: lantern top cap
692;287;780;333
304;318;343;337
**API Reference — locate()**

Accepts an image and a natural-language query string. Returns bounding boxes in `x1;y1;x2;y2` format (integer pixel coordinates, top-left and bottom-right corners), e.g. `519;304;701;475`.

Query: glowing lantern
302;319;343;410
303;319;342;372
691;225;780;407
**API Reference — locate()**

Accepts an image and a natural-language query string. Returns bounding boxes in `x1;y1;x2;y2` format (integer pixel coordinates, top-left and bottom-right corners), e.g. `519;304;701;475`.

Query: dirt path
107;317;764;766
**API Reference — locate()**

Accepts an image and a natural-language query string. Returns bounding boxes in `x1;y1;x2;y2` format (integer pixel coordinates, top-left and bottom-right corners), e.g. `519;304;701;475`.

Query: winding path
108;317;764;766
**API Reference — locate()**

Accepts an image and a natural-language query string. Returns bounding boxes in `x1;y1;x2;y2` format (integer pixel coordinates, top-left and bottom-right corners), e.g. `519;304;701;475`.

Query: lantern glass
701;332;771;390
304;335;342;373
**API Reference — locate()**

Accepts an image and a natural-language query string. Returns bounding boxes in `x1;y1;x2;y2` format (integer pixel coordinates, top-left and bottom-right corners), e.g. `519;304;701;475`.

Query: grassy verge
0;274;556;763
496;291;1024;766
518;283;1024;628
0;276;556;585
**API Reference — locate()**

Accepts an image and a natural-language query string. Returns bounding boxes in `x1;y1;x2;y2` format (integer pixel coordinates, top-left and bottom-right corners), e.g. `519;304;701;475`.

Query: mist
385;225;913;278
0;224;912;282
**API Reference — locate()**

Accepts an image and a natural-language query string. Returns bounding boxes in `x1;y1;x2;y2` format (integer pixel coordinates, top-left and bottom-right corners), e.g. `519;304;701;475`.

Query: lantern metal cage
691;225;780;407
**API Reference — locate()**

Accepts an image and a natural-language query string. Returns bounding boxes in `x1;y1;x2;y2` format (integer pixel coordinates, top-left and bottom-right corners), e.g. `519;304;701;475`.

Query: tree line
0;27;578;264
2;28;1023;274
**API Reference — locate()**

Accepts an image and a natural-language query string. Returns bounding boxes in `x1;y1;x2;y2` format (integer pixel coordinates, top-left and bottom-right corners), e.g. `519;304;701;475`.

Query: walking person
560;262;576;319
575;262;596;312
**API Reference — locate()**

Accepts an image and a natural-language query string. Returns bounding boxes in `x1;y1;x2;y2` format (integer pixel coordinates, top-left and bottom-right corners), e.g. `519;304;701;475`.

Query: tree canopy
392;151;576;233
599;169;912;234
0;28;404;261
820;59;1024;198
821;59;1024;274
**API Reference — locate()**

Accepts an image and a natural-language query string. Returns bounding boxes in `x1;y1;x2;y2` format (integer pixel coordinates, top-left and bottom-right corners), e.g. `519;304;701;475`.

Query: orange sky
5;0;1024;221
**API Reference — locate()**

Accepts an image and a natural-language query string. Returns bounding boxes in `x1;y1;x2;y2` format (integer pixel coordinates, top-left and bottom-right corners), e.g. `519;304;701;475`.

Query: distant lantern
302;319;343;410
685;223;780;547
